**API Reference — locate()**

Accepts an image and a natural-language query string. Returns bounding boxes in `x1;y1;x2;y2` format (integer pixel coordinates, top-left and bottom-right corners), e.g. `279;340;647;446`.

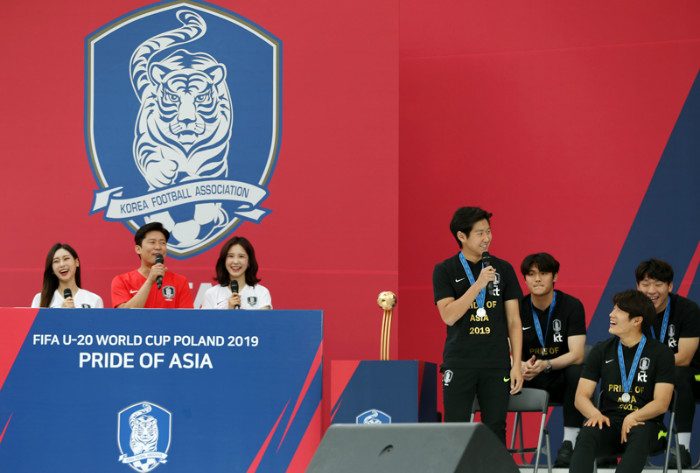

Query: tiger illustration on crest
130;9;231;246
128;404;160;472
131;10;232;189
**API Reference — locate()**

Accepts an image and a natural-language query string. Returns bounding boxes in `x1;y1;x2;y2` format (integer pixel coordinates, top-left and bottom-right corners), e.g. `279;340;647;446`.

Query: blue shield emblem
356;409;392;424
117;402;172;472
86;0;282;258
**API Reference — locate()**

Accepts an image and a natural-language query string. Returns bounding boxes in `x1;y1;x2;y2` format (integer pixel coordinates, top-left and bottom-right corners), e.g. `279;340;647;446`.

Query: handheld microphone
64;288;72;299
155;254;164;289
481;251;492;268
230;280;240;310
482;251;494;292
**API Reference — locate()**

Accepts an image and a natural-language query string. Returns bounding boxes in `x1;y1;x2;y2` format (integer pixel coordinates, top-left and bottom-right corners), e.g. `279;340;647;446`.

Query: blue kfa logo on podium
356;409;391;424
86;0;282;258
118;402;172;472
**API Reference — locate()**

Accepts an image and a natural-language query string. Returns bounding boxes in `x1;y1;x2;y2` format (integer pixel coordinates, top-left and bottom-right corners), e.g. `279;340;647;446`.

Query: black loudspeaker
306;422;519;473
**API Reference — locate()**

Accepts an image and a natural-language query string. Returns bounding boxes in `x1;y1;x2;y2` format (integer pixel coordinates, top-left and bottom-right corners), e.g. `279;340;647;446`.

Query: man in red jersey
111;222;194;309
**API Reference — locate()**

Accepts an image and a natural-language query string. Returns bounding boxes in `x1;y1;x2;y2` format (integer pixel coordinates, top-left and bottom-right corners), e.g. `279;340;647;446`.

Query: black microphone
64;288;72;299
482;251;494;292
155;254;164;289
230;280;240;309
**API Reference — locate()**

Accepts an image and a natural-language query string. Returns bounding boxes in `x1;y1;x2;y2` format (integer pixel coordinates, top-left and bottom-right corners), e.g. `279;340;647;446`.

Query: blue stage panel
0;308;322;473
330;360;437;424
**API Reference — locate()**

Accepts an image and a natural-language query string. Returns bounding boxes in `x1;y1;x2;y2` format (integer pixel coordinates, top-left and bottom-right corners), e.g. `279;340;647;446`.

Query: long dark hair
40;243;81;308
213;236;261;287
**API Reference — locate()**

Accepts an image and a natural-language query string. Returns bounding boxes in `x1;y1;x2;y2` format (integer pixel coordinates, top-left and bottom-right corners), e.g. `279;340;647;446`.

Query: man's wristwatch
544;360;552;373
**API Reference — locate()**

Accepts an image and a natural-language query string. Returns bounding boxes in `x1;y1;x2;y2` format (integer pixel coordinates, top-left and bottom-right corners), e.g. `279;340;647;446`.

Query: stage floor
518;468;689;472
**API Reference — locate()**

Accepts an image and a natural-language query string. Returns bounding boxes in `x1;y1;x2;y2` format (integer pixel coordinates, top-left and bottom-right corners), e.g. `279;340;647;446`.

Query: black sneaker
554;440;573;467
668;444;692;469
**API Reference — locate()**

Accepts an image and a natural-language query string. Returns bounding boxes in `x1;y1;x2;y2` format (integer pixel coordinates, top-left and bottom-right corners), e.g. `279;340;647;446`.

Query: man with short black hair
569;290;675;473
636;258;700;468
432;206;523;444
519;252;586;467
111;222;194;309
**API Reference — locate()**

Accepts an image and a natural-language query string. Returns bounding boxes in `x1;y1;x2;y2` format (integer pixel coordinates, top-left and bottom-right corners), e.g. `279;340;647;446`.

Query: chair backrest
506;388;549;413
472;388;549;414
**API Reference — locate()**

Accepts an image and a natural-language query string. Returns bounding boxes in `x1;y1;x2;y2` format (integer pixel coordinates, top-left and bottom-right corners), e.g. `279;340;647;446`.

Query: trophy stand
377;291;397;361
327;291;437;425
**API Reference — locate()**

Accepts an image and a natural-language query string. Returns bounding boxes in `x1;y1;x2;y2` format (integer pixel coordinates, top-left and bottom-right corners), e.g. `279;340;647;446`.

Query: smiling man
569;290;674;473
635;258;700;468
519;253;586;467
432;206;523;444
111;222;194;309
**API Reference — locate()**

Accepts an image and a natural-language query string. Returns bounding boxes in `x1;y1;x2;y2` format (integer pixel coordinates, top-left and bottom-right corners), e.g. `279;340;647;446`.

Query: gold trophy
377;291;397;360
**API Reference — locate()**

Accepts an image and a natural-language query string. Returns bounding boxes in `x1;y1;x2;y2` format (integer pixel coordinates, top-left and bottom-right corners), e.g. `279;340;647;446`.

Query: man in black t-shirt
635;258;700;468
519;253;586;467
569;290;675;473
433;206;523;444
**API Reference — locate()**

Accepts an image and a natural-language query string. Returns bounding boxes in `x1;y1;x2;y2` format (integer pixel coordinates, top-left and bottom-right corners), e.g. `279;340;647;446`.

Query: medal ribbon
617;334;646;396
531;291;557;348
459;252;486;311
650;300;671;343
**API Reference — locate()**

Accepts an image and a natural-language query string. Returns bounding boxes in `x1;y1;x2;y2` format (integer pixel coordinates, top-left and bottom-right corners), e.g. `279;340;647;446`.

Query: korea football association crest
162;285;176;299
667;324;678;347
488;271;501;297
640;357;651;372
442;369;453;386
552;319;563;342
86;0;282;258
356;409;391;424
118;402;172;472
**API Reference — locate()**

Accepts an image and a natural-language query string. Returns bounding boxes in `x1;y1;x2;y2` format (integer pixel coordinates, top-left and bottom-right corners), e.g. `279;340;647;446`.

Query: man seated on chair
636;258;700;469
569;290;675;473
519;253;586;467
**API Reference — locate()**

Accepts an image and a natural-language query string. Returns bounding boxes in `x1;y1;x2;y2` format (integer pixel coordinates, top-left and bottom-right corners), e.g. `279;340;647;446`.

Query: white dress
200;284;272;310
31;289;104;308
